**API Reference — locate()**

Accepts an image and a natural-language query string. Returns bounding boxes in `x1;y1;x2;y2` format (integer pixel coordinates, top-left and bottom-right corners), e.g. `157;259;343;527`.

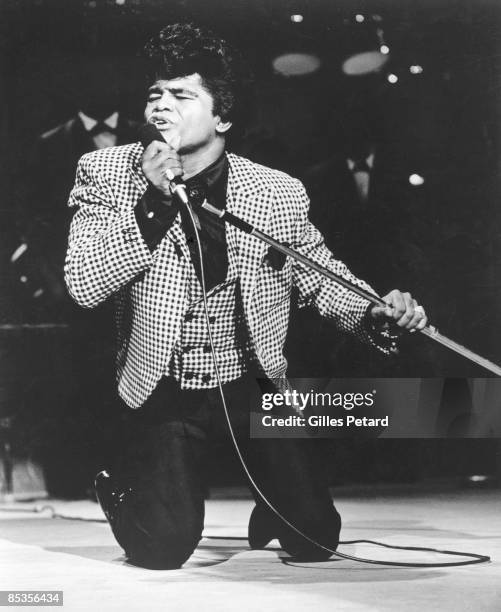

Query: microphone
138;123;188;205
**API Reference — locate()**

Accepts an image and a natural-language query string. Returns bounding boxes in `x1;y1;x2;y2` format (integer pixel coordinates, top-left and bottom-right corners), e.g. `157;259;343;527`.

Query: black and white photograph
1;1;500;610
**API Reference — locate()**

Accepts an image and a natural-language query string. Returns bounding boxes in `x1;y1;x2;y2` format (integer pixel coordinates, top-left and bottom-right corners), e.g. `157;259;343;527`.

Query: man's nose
155;93;175;111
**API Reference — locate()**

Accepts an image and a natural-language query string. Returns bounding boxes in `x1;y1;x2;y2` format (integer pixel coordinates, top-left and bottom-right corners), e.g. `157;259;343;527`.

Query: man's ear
215;118;232;134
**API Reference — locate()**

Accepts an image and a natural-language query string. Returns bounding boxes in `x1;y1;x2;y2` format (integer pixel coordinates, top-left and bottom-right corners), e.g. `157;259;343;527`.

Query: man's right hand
141;139;183;197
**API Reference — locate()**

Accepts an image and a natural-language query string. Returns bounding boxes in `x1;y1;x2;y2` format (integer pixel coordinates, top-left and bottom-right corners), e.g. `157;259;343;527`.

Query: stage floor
1;485;500;611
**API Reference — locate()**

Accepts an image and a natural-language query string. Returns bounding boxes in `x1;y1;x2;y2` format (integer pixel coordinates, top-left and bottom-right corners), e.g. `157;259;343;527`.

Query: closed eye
147;92;193;102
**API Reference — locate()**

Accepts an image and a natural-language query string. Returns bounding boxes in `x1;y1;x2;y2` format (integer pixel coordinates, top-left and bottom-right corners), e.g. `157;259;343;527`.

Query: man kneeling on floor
64;23;427;569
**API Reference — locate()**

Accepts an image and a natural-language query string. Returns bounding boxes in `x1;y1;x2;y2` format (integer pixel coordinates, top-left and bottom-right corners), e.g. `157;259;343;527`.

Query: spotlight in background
272;52;321;77
341;15;390;76
290;14;304;23
387;73;398;84
343;52;389;76
409;173;425;186
10;243;28;263
468;475;489;484
410;65;424;74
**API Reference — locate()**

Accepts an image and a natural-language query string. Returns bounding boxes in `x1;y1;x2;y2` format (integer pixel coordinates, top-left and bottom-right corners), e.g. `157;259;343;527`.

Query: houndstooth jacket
65;142;382;409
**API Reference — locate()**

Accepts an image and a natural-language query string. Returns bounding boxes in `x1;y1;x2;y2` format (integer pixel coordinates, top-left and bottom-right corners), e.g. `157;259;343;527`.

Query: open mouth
150;118;172;129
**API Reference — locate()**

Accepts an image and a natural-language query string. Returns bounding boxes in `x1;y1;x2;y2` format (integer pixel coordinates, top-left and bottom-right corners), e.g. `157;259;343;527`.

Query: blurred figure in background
286;102;433;380
19;56;138;301
6;55;139;498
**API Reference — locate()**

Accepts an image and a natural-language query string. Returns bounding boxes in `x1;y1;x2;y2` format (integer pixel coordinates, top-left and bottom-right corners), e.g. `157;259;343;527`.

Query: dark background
1;0;501;497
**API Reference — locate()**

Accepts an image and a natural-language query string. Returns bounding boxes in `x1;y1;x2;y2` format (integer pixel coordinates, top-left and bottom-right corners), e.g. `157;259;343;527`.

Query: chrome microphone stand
198;200;501;377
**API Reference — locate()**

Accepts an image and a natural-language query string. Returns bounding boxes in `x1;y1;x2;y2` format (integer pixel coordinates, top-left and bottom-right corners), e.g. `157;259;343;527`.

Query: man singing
65;23;427;569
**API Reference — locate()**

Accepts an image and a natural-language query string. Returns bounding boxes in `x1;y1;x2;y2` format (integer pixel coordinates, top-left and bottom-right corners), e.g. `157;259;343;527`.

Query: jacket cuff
363;304;401;355
134;185;179;251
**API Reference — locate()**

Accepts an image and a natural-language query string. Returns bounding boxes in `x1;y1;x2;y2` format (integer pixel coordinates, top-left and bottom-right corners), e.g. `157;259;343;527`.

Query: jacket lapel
126;149;275;287
226;154;275;308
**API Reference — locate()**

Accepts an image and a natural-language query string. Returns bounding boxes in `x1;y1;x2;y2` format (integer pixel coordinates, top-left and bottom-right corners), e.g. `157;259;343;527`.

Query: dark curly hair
143;23;252;131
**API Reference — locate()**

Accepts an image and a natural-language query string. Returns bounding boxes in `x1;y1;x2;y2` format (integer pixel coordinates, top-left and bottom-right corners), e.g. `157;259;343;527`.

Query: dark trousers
108;376;341;569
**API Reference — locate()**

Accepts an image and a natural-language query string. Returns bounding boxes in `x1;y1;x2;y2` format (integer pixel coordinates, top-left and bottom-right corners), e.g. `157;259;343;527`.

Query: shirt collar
78;111;119;132
185;152;228;193
346;150;375;171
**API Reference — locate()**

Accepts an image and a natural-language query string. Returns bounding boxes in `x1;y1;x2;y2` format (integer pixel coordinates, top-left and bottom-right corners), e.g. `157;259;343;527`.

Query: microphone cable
180;195;490;569
1;189;487;569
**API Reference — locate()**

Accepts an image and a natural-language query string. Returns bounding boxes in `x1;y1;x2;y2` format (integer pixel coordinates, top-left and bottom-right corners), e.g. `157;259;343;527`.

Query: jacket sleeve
290;179;395;353
64;152;153;308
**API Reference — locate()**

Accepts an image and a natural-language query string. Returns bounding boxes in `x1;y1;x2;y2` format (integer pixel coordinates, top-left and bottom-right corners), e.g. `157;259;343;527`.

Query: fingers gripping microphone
138;123;188;204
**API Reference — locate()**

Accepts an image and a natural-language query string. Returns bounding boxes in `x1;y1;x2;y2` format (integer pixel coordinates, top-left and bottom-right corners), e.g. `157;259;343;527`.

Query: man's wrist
135;184;179;251
363;305;401;355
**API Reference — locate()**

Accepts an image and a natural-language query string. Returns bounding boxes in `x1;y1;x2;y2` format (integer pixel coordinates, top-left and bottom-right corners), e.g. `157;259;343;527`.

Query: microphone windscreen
138;123;164;149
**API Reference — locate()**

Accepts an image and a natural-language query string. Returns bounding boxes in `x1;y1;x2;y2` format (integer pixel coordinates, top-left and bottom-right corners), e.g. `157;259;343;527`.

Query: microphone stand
195;199;501;377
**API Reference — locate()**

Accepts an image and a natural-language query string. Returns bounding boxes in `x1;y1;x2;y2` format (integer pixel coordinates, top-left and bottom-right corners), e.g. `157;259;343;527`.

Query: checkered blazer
65;142;381;408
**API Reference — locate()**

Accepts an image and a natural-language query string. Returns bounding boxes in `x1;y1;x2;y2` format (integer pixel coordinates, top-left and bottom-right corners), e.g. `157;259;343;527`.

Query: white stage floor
1;486;500;611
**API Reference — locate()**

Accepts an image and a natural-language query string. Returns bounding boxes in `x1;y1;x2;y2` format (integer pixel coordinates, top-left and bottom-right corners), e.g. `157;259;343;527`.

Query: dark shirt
135;153;229;291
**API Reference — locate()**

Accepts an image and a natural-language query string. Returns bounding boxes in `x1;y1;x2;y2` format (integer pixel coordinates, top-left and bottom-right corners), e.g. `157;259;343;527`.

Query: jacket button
185;313;195;322
185;372;195;380
203;345;211;353
201;374;212;383
209;316;216;324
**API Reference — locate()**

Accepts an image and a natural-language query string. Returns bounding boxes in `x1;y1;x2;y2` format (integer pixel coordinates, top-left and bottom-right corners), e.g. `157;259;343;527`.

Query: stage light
469;475;488;483
290;14;303;23
20;275;28;283
409;174;425;186
410;65;424;74
387;73;398;84
272;53;321;77
10;243;28;263
115;0;126;5
341;16;390;76
342;51;389;76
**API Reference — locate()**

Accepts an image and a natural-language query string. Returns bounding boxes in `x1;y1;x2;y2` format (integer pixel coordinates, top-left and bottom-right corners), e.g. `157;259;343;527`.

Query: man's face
144;73;228;153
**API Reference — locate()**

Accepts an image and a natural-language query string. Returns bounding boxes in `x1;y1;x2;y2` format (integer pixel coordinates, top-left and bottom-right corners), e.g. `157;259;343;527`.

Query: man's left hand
370;290;428;332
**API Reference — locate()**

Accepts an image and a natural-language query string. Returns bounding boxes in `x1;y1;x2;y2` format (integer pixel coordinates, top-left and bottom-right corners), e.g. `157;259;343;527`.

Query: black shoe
95;470;123;525
248;503;278;549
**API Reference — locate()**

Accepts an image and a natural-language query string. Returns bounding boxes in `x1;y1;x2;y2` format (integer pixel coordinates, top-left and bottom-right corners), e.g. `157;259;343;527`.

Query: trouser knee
113;496;203;569
125;527;202;569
